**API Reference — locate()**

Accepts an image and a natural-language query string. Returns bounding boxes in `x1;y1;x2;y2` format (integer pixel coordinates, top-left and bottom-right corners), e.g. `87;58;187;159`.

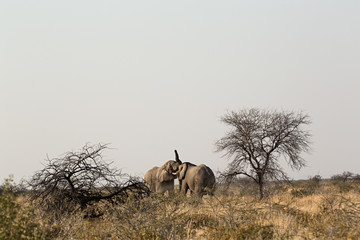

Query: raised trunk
174;150;182;164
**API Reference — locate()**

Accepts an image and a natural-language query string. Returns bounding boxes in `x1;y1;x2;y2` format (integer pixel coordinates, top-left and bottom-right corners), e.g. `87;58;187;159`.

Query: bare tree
331;171;356;182
27;143;149;218
215;108;311;199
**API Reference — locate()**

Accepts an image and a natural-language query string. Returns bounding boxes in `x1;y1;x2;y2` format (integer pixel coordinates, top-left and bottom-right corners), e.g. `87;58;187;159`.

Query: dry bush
27;144;150;220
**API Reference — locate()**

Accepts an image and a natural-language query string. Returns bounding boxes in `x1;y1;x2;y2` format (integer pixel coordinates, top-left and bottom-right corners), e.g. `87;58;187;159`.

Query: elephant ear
178;163;188;180
156;162;175;182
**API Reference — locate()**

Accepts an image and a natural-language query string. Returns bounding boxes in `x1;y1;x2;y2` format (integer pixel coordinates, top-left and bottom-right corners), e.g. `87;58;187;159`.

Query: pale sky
1;1;359;183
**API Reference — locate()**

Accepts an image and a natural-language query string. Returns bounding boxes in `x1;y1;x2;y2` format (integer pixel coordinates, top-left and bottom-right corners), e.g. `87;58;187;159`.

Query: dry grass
2;179;360;240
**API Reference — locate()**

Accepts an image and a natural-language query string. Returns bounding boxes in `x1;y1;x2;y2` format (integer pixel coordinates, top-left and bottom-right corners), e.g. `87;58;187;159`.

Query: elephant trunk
174;150;182;164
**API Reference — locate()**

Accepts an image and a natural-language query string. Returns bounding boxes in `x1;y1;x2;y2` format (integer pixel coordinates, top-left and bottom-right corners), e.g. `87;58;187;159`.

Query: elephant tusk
172;170;180;176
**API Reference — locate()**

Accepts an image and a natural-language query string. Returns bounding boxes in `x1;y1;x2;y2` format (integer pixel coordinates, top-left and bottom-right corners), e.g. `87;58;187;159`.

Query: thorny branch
27;143;150;218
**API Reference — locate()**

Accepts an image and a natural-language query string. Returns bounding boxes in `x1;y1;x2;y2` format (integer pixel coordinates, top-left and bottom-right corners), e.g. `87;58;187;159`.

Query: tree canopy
216;108;311;199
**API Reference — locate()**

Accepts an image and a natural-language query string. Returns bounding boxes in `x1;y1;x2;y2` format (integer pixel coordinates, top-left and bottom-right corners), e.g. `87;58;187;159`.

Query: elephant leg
194;187;203;198
193;185;206;198
178;180;182;192
181;183;189;195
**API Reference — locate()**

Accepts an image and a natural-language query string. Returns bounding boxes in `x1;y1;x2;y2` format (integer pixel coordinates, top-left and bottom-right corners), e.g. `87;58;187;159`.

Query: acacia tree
27;143;149;218
215;108;311;199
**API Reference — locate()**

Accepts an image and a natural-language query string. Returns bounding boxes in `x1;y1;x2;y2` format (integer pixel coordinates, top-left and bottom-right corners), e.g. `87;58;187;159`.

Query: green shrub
0;177;51;240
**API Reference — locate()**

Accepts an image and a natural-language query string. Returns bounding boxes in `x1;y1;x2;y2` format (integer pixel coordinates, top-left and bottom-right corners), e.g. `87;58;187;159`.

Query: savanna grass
3;179;360;239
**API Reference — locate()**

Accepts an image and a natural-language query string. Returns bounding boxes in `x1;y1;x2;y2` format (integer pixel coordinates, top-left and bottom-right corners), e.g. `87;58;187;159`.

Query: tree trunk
258;173;264;200
259;182;264;200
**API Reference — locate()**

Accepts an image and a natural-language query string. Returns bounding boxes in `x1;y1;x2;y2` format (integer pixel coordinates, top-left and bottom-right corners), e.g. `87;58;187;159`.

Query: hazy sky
1;1;359;183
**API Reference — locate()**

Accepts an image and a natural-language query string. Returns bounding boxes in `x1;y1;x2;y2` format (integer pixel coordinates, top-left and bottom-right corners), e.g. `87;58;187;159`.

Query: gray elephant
175;153;216;196
144;150;182;193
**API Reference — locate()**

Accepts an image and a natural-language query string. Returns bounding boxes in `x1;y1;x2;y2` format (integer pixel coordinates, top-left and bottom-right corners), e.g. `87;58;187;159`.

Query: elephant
144;150;182;193
175;154;216;196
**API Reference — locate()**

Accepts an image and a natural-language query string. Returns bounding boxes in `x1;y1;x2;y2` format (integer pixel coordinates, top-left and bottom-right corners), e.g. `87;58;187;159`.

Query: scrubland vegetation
1;175;359;240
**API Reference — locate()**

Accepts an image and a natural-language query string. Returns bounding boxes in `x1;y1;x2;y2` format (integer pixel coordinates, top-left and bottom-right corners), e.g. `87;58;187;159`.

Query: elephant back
195;164;216;189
